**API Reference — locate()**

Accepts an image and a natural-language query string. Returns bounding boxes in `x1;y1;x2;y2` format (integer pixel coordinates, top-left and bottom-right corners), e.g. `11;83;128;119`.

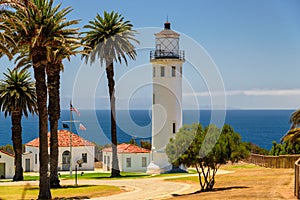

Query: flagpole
69;100;72;177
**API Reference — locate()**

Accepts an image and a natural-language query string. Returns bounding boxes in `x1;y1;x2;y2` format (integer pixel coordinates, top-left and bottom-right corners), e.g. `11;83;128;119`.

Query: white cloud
184;89;300;97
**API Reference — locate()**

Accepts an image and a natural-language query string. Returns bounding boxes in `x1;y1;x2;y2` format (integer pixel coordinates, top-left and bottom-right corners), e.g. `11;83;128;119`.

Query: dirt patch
169;166;295;199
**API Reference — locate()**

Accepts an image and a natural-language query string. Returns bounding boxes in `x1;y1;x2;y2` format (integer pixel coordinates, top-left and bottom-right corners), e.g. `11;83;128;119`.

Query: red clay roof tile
0;150;14;157
102;143;150;153
25;130;95;147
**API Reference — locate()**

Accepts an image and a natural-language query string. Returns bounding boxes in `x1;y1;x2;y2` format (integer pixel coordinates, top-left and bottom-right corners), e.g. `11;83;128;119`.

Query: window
153;67;155;77
104;156;106;164
82;153;87;163
35;154;37;164
173;123;176;134
160;66;165;77
153;93;155;104
142;157;147;167
126;158;131;168
180;66;182;77
107;156;110;171
172;66;176;77
62;151;70;164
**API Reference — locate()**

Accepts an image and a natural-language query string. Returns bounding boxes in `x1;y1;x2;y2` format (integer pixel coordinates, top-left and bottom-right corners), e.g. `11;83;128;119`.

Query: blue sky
0;0;300;110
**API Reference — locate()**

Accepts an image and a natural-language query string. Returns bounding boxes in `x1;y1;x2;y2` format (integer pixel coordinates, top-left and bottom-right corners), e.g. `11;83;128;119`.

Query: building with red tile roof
102;143;150;172
0;150;15;179
23;130;95;172
102;143;151;153
26;130;95;147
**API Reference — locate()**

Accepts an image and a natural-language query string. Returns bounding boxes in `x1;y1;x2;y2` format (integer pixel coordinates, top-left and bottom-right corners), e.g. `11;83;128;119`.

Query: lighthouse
147;21;185;173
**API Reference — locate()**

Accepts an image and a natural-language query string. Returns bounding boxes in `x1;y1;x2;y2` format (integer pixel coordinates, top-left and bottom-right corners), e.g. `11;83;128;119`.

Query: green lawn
0;185;121;199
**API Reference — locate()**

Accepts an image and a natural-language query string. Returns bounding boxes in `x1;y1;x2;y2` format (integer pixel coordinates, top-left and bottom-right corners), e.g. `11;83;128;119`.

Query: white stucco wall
59;146;95;171
0;151;14;179
23;146;39;172
24;145;95;172
151;59;183;169
102;152;150;172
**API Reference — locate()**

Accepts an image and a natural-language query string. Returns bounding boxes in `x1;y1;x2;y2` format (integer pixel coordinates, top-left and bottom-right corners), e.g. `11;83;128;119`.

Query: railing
150;50;185;61
249;153;300;168
295;158;300;198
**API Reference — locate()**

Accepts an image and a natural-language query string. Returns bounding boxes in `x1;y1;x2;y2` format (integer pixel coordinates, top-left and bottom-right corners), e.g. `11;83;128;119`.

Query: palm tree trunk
11;111;23;181
47;63;61;188
33;50;51;199
106;62;120;177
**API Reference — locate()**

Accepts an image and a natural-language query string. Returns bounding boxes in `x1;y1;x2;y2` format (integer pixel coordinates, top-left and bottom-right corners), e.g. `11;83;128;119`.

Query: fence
249;153;300;168
295;158;300;199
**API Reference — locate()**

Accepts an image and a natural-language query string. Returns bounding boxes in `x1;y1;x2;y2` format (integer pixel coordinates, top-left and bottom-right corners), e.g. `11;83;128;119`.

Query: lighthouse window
172;66;176;77
153;67;155;77
180;67;182;77
153;94;155;104
160;66;165;77
173;123;176;133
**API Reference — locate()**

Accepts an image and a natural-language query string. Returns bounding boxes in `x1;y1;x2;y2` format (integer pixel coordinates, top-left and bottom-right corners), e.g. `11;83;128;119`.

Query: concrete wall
0;151;14;179
59;146;95;171
152;59;183;168
24;145;95;172
102;152;150;172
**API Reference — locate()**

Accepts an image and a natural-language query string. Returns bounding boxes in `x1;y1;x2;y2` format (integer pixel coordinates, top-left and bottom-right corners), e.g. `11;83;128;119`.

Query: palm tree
82;11;139;177
47;43;81;188
290;109;300;129
0;68;37;181
282;109;300;143
1;0;79;198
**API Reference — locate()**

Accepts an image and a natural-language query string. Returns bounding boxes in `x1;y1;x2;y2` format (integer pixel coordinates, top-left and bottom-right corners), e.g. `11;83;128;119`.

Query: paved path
0;170;233;200
62;176;199;200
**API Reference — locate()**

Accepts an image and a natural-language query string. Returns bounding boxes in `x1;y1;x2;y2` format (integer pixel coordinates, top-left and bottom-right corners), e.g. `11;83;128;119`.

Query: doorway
0;163;5;179
62;151;70;171
25;159;30;172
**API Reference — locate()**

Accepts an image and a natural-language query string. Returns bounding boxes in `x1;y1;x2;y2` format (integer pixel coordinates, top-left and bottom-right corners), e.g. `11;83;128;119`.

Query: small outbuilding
0;150;14;179
23;130;95;172
102;143;151;172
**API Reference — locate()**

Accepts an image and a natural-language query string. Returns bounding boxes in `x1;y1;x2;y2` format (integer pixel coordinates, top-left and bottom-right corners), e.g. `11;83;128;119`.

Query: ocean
0;109;294;150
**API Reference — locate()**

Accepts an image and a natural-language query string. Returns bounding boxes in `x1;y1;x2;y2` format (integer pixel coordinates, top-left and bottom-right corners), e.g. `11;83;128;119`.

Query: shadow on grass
91;174;149;179
172;186;250;197
53;196;90;200
26;185;94;191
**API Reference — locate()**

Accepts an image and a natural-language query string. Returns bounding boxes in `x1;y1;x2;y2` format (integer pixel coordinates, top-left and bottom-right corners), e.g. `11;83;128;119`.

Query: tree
0;69;37;181
281;109;300;144
140;140;151;150
82;11;139;177
290;109;300;129
1;0;79;198
45;16;81;189
166;123;249;191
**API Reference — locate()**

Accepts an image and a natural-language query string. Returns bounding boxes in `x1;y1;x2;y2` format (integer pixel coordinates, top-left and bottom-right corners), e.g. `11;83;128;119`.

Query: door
107;156;110;171
25;159;30;172
0;163;5;179
62;151;70;171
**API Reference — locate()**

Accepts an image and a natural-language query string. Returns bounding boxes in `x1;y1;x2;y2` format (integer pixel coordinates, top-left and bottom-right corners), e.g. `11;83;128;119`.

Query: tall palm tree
0;69;37;181
1;0;79;198
47;43;81;188
82;11;139;177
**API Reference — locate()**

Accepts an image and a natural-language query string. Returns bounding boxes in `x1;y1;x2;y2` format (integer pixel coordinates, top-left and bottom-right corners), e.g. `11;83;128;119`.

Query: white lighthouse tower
147;21;185;173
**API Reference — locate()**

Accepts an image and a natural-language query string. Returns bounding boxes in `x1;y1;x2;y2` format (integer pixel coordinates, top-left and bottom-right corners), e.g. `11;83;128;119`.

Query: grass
22;171;150;182
22;170;197;181
167;163;295;200
0;185;121;200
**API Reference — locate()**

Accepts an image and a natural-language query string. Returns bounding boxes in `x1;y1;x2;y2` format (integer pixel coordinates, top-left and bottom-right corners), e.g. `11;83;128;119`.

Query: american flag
79;123;87;131
70;103;80;116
